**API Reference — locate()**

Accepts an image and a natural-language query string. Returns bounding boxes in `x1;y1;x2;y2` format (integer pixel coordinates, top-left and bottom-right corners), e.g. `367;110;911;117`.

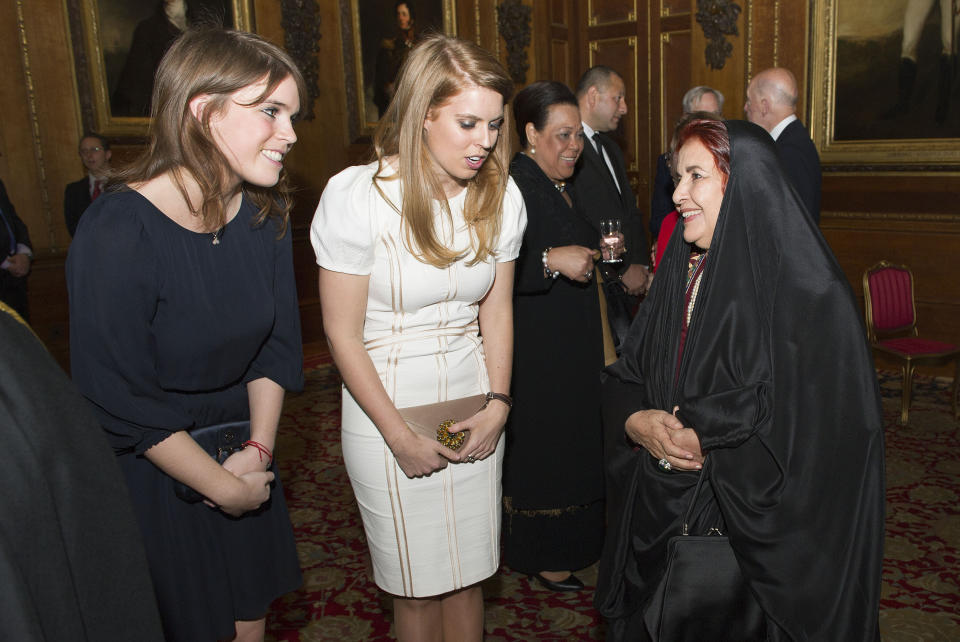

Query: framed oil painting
809;0;960;169
69;0;253;138
345;0;456;140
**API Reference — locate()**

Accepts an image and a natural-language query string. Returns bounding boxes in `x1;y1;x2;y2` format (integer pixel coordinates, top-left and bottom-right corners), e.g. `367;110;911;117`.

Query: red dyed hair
675;117;730;185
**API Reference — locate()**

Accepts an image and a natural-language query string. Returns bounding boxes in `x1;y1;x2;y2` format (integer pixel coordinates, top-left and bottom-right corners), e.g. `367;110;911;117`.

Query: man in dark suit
745;67;822;223
0;178;32;320
64;133;112;238
571;66;650;295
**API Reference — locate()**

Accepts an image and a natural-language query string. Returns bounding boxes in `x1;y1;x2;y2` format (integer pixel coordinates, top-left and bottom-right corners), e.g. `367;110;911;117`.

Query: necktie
592;132;621;193
91;180;102;201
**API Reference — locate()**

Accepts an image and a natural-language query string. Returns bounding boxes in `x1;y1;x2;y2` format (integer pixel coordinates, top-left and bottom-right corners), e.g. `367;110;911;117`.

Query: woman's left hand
222;445;270;477
447;401;510;463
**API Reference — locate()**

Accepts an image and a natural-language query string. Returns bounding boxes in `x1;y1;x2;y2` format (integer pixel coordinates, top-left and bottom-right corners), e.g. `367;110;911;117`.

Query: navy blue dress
67;190;303;641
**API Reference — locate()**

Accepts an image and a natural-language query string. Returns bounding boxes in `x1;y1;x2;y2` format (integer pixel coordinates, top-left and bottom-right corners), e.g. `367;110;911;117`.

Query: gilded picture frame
808;0;960;170
68;0;254;139
344;0;456;140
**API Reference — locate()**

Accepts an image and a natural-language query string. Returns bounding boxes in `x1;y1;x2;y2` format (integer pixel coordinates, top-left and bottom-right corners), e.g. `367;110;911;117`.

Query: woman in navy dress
67;28;306;641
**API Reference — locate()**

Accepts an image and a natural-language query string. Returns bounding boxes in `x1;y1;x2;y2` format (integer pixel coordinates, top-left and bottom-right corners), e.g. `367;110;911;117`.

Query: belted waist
363;321;480;351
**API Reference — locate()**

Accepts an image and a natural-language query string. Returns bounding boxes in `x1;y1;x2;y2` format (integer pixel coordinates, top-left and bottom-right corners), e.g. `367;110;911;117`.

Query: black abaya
595;121;885;641
0;304;163;641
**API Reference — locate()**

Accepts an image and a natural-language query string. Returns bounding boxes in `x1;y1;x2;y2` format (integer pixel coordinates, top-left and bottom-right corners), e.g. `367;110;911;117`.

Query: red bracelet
242;440;273;463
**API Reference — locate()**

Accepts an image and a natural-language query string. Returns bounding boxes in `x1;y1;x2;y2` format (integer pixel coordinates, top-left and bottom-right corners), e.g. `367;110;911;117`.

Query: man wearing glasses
65;133;112;238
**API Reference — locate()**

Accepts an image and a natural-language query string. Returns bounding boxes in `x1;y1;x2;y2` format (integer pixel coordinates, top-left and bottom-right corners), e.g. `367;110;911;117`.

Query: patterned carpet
266;360;959;641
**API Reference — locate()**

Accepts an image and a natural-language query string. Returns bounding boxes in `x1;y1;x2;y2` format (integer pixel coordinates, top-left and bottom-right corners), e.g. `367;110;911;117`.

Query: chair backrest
862;261;917;343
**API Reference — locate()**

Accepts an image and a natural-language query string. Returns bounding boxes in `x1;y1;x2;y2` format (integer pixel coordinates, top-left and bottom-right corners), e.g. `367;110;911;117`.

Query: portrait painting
70;0;252;137
810;0;960;168
348;0;455;136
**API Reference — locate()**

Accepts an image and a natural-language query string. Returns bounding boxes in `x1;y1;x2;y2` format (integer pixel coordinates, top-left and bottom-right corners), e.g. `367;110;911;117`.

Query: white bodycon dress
311;162;526;597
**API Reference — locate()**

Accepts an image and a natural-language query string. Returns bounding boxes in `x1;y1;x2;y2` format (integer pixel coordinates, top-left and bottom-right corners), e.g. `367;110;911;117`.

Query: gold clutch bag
397;394;487;452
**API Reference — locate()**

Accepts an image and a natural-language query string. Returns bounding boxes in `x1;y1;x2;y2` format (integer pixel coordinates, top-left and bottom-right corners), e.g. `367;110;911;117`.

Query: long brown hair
372;33;514;268
114;28;307;235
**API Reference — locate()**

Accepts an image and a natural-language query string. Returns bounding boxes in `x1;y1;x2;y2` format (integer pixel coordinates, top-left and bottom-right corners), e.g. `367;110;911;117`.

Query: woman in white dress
310;35;525;640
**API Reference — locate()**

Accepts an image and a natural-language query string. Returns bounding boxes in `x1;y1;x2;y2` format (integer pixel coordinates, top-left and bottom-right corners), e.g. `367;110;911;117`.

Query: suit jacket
570;131;649;268
775;119;822;223
64;177;92;238
0;179;30;257
649;152;674;238
0;179;31;319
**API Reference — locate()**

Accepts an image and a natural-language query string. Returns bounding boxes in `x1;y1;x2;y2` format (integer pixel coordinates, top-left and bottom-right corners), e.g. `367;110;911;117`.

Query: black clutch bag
643;459;766;641
173;421;250;503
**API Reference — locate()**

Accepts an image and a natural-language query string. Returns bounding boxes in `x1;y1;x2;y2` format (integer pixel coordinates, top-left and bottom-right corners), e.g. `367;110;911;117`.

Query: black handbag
643;460;766;641
173;421;250;503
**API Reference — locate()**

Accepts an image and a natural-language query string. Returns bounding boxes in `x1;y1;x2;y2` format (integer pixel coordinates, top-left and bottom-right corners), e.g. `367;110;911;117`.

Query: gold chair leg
900;363;914;425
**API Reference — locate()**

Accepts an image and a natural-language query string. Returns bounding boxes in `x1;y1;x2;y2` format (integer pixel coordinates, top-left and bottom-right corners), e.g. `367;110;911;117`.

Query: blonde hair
115;28;307;236
372;33;514;268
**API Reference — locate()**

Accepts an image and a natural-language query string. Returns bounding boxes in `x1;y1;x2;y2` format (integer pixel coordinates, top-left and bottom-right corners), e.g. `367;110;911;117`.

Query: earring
530;147;536;155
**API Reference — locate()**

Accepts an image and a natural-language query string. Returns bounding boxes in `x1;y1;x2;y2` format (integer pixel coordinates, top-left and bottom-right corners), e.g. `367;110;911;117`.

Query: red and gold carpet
266;362;959;641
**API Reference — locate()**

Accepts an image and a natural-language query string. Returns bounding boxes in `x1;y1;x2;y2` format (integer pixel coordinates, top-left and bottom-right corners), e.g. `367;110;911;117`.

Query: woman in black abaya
595;118;885;641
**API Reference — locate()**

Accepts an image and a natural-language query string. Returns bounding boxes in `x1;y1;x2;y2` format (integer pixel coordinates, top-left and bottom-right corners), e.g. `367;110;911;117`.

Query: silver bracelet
542;247;560;280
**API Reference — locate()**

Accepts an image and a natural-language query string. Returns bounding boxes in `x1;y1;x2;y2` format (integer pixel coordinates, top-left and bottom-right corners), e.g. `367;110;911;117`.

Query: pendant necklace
211;227;222;245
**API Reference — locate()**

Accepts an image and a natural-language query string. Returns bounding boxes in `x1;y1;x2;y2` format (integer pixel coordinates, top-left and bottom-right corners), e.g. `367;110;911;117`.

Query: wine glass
600;219;624;263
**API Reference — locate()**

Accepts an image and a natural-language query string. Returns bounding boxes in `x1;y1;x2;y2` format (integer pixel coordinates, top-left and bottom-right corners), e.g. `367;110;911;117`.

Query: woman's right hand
389;428;460;478
545;245;596;282
217;470;275;517
624;409;703;471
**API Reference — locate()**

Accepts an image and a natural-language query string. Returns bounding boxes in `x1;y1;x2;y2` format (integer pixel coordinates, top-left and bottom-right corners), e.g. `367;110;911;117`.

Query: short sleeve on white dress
310;164;381;275
496;178;526;262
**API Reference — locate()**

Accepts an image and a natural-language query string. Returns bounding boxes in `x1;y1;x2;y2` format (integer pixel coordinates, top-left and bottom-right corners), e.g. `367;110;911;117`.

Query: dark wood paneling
658;30;692;150
823;175;960;214
587;0;638;26
550;39;572;86
660;0;689;17
550;0;570;27
26;254;70;372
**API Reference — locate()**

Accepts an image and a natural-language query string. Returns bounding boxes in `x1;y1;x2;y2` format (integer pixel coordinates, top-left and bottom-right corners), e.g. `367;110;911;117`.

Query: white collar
582;122;599;150
770;114;798;141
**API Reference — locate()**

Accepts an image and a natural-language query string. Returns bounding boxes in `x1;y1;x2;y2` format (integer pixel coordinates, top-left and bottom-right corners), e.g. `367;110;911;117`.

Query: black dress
595;121;885;640
67;191;303;641
502;153;605;574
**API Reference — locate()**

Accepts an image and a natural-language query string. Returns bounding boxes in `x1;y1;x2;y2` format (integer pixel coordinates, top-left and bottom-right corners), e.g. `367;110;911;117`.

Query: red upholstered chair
862;261;960;424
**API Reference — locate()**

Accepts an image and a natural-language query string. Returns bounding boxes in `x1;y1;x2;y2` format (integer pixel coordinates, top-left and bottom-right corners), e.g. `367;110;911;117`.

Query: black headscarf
596;120;885;641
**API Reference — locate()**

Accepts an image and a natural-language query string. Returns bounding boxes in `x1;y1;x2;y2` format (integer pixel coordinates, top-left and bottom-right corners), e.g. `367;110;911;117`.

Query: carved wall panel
660;0;690;16
658;30;692;150
587;0;637;26
549;0;569;27
550;38;572;88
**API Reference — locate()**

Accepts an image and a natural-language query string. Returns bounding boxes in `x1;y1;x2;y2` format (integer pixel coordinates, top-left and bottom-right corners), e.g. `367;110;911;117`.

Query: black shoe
530;572;585;592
